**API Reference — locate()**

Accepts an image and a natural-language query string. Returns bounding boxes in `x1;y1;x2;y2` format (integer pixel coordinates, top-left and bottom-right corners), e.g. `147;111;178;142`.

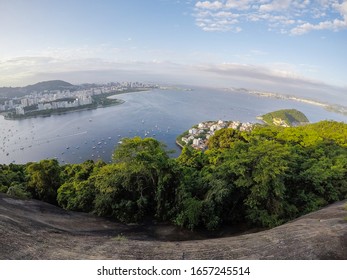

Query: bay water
1;87;346;164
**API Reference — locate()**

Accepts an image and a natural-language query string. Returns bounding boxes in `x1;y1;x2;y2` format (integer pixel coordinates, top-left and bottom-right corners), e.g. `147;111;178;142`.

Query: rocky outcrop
0;193;346;260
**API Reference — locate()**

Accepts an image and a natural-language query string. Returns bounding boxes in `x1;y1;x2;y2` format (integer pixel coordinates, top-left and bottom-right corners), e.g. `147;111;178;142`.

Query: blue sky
1;0;347;104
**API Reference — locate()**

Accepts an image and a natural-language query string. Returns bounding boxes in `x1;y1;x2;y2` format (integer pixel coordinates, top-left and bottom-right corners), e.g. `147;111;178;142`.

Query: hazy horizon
1;0;347;104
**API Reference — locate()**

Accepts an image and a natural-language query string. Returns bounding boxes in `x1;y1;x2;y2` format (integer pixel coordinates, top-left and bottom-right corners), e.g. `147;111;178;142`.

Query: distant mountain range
0;80;77;98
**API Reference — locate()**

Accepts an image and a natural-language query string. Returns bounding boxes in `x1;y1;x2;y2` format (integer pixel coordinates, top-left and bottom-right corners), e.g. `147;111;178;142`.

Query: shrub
6;184;31;199
0;185;8;193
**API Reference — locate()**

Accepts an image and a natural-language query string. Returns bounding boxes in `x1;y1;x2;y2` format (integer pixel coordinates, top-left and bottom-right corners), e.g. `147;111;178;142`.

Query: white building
189;128;198;135
230;122;240;129
21;98;29;107
210;124;219;132
43;103;52;110
193;138;201;146
78;96;92;105
15;106;25;115
198;122;206;129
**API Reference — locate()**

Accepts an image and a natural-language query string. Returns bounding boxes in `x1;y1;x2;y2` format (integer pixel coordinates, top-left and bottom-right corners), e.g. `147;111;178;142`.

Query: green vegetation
176;130;189;147
260;109;309;126
113;234;128;241
1;120;347;232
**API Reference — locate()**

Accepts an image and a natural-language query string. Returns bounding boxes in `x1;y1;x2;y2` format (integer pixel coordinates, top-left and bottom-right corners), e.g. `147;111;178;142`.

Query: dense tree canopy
26;159;62;204
1;120;347;231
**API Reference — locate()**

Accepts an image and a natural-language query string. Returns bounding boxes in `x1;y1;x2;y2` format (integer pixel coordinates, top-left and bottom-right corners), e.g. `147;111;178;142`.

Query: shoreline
1;88;151;121
175;140;184;149
225;87;347;116
2;99;125;121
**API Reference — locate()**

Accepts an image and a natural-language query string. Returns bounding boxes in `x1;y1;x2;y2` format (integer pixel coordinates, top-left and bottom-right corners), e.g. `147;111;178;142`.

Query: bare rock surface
0;193;346;259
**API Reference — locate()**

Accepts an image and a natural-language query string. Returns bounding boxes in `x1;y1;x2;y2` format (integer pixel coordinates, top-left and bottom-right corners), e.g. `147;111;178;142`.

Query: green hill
259;109;309;127
24;80;75;92
0;80;76;98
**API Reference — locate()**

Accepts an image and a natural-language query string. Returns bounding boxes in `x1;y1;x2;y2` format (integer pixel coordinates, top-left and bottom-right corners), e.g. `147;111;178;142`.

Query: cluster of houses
180;120;254;150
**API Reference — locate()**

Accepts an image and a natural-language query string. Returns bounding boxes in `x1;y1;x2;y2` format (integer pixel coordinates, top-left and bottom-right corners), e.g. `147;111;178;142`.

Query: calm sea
1;87;346;164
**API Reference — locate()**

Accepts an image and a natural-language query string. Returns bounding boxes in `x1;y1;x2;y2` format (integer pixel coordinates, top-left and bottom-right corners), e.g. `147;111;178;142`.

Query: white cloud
225;0;251;10
259;0;292;12
196;1;224;9
290;0;347;34
194;8;241;31
194;0;347;35
291;18;347;35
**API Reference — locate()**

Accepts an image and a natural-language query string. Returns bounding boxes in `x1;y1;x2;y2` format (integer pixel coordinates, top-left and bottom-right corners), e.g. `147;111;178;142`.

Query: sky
0;0;347;104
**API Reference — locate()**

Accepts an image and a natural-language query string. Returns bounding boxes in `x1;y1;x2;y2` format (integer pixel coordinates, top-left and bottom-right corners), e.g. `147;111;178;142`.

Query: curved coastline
2;99;125;120
225;87;347;116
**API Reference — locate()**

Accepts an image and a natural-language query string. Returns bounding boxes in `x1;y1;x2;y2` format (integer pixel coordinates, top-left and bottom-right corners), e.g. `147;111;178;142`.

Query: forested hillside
1;120;347;231
259;109;310;126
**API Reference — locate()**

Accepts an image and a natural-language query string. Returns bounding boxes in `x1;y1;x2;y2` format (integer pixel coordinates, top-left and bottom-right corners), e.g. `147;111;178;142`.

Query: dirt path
1;193;346;259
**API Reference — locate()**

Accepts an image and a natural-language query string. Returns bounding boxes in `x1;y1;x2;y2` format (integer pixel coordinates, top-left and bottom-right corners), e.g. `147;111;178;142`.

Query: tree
241;140;295;227
208;128;245;150
57;160;102;212
26;159;62;204
92;137;179;223
6;183;31;199
177;146;207;170
292;142;347;213
0;163;26;191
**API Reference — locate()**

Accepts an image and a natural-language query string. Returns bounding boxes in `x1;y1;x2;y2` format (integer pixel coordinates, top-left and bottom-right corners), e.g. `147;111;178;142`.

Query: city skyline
1;0;347;104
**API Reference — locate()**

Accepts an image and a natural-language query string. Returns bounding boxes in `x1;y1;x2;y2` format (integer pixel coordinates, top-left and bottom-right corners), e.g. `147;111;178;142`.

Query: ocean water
1;87;346;164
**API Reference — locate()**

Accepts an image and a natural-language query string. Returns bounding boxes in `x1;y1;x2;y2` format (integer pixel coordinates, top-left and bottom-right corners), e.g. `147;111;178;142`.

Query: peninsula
224;87;347;116
177;109;309;150
177;120;254;150
0;80;158;119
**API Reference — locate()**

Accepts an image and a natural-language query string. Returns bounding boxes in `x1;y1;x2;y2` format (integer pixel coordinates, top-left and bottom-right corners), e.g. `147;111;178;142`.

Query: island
257;108;309;127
